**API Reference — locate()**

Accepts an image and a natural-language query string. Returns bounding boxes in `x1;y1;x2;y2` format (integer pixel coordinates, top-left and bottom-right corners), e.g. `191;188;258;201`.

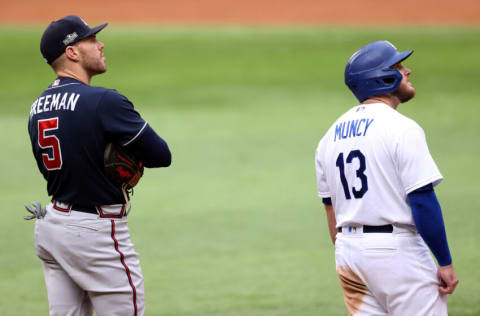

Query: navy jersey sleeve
97;90;147;146
126;124;172;168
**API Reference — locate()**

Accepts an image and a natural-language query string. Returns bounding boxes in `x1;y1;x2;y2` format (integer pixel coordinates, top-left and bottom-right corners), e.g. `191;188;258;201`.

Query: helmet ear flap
359;69;403;102
348;68;403;102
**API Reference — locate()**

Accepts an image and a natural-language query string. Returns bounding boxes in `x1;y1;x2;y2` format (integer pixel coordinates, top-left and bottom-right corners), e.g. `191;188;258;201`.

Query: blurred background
1;0;480;25
1;1;479;315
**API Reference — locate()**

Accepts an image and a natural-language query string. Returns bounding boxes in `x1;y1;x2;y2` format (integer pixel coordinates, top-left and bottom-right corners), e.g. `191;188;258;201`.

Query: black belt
71;204;98;215
338;224;393;233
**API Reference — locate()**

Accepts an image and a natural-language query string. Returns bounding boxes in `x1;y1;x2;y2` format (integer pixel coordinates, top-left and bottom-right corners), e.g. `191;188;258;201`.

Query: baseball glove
104;143;143;189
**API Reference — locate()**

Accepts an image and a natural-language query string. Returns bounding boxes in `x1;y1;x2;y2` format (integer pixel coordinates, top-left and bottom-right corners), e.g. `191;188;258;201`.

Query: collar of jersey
55;76;85;86
360;102;393;110
360;102;387;107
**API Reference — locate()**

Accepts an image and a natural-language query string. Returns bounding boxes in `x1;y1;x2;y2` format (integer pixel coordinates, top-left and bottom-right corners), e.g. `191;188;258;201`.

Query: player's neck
55;67;92;85
363;96;400;110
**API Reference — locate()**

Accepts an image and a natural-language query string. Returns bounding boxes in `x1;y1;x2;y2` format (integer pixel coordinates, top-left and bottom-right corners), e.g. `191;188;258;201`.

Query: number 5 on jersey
38;117;63;170
336;150;368;199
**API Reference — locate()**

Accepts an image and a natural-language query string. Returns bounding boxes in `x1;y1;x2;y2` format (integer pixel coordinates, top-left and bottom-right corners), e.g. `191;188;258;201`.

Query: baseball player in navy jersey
315;41;459;315
25;15;171;316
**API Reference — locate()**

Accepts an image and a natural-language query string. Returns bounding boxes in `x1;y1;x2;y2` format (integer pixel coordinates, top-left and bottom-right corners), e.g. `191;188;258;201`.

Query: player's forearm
408;185;452;266
323;203;337;245
127;124;171;168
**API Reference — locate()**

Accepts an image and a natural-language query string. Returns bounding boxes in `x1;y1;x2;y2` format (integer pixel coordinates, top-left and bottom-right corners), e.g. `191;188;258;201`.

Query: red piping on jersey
111;220;138;316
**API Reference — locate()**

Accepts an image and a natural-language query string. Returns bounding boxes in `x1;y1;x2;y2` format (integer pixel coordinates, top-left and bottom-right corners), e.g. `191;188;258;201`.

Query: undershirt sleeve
408;184;452;266
322;197;332;205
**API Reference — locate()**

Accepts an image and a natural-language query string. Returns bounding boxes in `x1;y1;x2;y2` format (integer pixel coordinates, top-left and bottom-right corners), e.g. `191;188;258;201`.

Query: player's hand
437;264;459;294
24;201;47;220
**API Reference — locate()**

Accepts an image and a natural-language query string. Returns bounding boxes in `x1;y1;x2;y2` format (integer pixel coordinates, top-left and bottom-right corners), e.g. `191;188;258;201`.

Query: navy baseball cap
40;15;108;64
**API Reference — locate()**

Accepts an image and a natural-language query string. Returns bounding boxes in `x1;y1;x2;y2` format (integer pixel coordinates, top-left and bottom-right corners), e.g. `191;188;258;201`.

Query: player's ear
64;45;81;62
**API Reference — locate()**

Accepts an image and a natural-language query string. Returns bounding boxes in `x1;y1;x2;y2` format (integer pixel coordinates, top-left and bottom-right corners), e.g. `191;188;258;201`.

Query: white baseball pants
335;225;447;316
34;203;144;316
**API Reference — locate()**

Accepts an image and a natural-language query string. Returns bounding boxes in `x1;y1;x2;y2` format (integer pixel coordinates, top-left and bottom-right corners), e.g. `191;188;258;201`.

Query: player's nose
404;66;412;76
98;40;105;50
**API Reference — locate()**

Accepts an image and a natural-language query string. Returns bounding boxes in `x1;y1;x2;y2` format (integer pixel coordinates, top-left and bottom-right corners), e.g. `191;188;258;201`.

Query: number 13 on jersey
336;149;368;199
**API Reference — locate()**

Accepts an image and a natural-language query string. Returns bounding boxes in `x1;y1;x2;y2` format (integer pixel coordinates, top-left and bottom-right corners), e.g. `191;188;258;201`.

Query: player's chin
394;85;416;103
96;57;107;72
96;63;107;74
400;89;416;103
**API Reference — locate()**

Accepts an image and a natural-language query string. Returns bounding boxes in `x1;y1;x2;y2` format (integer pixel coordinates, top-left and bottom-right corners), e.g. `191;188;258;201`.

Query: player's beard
392;80;415;103
81;51;107;77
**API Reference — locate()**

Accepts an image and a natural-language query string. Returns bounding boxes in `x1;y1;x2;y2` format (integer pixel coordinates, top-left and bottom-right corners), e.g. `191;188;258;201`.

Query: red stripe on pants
111;220;138;316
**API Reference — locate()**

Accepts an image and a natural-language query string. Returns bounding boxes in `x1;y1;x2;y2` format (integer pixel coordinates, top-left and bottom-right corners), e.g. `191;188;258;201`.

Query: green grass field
1;26;479;315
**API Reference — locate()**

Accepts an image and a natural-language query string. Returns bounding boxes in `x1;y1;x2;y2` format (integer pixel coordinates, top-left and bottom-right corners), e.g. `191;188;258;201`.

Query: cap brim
389;50;413;66
92;23;108;35
81;23;108;40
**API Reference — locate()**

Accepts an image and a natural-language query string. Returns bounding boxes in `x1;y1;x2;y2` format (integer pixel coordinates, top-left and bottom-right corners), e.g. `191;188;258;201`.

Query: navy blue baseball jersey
28;77;147;206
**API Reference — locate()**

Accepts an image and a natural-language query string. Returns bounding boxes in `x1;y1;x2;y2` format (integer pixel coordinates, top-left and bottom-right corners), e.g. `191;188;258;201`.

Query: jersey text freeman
30;92;80;117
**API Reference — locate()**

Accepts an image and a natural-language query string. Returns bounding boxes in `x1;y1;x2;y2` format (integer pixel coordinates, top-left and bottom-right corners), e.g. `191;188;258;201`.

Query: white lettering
29;99;38;117
58;93;67;110
51;93;60;110
37;96;45;113
63;32;78;45
44;95;52;112
67;93;80;111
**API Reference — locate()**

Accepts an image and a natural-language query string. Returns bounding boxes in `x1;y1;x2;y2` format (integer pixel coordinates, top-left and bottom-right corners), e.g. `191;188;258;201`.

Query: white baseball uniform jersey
315;102;443;227
315;102;447;315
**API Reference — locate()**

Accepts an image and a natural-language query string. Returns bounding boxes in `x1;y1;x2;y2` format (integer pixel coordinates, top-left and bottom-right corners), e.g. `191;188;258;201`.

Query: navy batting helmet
345;41;413;102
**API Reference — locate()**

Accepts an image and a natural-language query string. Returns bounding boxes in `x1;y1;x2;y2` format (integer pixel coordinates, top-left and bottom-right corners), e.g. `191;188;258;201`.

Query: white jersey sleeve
315;145;331;198
395;123;443;194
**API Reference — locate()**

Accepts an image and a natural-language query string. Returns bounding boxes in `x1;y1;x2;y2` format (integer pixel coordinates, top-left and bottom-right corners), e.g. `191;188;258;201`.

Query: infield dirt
1;0;479;25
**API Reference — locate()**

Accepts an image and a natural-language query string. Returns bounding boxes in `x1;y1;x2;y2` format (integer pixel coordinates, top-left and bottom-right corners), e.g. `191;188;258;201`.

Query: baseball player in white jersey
315;41;458;315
